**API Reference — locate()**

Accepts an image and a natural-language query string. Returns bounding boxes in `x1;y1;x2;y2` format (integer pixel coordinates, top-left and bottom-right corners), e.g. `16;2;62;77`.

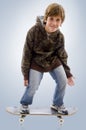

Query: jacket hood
36;16;44;27
35;16;47;35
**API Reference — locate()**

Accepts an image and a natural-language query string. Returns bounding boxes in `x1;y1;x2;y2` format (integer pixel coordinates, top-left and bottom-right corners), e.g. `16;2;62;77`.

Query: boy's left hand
67;77;75;86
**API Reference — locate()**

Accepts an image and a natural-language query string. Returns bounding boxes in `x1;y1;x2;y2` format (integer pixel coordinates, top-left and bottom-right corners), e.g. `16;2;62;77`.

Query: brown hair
44;3;65;23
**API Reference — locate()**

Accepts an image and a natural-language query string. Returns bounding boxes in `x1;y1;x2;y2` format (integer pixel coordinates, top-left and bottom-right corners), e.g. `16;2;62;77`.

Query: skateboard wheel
58;118;64;125
19;118;24;124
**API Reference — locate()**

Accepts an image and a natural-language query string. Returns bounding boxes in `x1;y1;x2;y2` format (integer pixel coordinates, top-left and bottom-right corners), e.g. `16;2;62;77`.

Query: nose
53;20;57;26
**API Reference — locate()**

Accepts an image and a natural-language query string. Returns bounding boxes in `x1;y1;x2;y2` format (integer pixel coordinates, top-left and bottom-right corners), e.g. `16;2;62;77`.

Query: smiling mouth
50;26;56;30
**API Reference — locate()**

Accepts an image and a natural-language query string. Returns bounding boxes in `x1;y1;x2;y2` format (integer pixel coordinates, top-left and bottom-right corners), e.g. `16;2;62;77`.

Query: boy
20;3;74;115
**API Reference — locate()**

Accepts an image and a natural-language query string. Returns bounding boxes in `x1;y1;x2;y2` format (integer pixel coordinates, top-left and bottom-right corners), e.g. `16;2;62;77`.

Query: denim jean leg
20;69;43;105
20;86;34;105
49;65;67;106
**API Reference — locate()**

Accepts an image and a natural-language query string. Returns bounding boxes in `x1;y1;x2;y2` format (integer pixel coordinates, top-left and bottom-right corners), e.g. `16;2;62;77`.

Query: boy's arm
21;29;34;81
57;34;73;78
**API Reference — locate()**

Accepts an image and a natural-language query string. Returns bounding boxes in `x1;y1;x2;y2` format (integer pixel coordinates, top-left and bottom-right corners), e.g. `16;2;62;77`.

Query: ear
44;19;47;23
43;20;47;25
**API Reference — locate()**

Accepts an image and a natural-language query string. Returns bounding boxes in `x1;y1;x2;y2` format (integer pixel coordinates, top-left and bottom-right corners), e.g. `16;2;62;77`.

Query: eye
49;17;54;21
56;18;61;22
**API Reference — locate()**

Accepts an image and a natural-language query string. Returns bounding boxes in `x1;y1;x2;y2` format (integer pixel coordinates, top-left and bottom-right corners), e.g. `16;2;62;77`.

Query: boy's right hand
24;80;28;86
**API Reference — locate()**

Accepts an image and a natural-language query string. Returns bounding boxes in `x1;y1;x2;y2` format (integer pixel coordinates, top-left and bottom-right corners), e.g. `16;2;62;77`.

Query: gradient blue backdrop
0;0;86;130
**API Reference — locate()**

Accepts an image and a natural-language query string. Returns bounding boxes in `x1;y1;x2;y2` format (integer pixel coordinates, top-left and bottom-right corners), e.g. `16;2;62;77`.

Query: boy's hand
24;80;28;86
67;77;75;86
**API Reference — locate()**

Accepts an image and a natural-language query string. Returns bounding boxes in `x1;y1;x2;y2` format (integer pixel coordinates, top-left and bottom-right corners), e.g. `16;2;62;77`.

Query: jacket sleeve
21;28;34;80
57;34;73;78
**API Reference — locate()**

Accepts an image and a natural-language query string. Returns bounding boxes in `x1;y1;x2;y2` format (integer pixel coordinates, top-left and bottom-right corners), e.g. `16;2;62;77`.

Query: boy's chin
48;28;58;33
48;30;57;33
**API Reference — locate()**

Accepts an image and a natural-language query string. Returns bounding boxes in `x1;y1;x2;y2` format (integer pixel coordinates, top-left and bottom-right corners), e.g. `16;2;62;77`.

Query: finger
24;80;28;86
68;81;74;86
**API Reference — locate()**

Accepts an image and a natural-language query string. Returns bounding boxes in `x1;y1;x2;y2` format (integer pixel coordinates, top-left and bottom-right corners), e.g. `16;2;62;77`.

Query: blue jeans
20;65;67;106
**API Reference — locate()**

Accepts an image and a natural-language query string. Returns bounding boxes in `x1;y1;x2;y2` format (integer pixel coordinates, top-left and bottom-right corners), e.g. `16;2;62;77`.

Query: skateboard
6;106;77;126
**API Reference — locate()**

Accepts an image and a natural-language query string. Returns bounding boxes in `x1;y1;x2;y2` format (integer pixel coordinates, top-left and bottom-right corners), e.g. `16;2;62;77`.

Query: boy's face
45;15;62;33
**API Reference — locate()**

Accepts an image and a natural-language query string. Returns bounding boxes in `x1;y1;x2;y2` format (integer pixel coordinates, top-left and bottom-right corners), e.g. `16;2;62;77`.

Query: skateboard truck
19;115;26;125
19;114;64;126
57;115;64;126
19;113;64;126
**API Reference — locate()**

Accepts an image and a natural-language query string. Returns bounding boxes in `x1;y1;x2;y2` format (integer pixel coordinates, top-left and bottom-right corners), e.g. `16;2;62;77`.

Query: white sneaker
51;104;68;115
20;105;29;114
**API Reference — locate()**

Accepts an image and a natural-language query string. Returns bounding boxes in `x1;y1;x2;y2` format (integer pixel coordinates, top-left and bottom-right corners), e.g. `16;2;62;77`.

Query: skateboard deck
6;106;77;116
6;106;77;125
